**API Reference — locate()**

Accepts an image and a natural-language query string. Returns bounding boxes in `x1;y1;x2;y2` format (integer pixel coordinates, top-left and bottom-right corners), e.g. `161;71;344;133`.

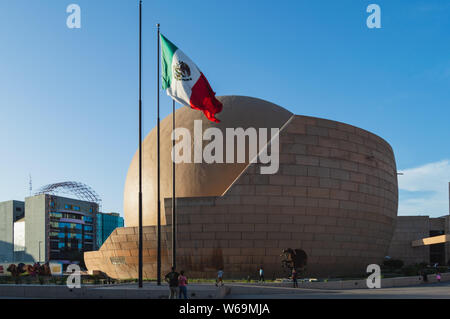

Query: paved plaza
226;281;450;299
1;281;449;299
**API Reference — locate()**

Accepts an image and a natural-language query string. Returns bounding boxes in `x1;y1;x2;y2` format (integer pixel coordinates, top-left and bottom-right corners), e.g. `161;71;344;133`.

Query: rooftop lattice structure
34;181;102;206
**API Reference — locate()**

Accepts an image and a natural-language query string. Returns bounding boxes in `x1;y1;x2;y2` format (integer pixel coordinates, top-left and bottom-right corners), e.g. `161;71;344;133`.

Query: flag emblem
173;61;192;81
161;34;223;123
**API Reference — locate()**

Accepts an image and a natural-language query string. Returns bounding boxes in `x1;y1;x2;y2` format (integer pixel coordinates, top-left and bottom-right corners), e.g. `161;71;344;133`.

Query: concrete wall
0;201;24;262
388;216;429;265
0;201;14;262
388;216;450;266
25;194;47;262
446;216;450;265
430;217;445;232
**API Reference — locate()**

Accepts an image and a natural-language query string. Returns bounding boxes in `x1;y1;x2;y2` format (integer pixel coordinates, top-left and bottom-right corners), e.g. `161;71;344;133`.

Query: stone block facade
85;114;398;279
388;215;450;266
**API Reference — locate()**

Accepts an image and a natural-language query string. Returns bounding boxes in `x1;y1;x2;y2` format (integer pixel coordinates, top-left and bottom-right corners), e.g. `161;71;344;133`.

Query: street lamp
38;241;42;263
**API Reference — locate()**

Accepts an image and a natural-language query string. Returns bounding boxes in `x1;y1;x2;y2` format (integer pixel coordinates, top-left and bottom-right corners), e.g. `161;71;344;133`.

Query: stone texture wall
387;216;429;265
430;217;446;232
85;226;172;279
387;216;450;266
85;115;398;279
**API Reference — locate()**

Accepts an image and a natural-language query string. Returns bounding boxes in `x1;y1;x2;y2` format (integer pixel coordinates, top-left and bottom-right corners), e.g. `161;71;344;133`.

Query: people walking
164;267;180;299
259;266;265;282
215;268;224;287
178;270;188;299
422;270;428;283
292;268;298;288
436;272;441;283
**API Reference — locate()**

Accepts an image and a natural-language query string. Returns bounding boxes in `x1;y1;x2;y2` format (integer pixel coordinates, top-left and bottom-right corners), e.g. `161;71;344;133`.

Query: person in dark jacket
421;270;428;283
165;267;180;299
292;268;298;288
259;267;265;282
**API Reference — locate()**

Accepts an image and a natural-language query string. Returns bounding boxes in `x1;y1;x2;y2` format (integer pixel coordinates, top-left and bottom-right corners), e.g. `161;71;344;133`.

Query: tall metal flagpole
138;0;143;289
172;100;176;269
156;23;162;286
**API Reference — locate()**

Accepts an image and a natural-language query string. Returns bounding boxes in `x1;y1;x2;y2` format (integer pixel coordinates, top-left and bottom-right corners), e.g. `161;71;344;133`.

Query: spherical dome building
123;95;293;227
85;96;398;279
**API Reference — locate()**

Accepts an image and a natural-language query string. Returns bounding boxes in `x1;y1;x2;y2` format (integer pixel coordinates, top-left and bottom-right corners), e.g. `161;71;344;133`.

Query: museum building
85;95;403;278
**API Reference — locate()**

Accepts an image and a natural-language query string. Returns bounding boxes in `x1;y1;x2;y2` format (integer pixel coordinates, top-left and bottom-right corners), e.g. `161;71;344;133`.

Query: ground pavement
0;281;449;299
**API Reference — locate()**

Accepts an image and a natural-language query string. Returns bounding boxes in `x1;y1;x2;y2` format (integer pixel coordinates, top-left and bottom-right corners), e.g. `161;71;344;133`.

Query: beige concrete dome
124;96;293;226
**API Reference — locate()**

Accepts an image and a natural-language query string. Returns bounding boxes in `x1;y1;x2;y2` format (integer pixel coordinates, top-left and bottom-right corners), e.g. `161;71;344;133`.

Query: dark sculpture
281;248;307;276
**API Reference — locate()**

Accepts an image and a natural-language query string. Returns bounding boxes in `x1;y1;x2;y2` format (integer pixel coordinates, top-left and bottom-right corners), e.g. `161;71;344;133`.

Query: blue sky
0;0;449;218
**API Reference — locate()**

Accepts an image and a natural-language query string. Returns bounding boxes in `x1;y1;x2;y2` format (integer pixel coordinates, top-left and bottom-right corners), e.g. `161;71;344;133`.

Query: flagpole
156;23;162;286
138;0;143;289
172;99;176;269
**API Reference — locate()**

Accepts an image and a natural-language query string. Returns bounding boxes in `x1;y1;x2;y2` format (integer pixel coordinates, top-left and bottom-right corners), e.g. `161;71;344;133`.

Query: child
436;272;441;283
259;267;265;282
292;268;298;288
178;270;188;299
216;268;224;287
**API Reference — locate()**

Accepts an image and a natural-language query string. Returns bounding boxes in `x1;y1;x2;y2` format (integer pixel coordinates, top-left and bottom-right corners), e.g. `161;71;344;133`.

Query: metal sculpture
281;248;308;275
34;181;101;206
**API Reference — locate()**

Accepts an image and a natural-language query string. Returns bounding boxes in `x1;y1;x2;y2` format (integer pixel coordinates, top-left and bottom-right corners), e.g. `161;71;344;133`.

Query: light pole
38;241;42;263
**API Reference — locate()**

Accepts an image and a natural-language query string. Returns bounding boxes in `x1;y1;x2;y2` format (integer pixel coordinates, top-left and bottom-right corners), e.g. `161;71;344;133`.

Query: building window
49;212;63;219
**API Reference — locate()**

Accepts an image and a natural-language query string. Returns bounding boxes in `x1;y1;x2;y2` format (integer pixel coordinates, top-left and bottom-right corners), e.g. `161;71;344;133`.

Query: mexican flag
160;34;223;123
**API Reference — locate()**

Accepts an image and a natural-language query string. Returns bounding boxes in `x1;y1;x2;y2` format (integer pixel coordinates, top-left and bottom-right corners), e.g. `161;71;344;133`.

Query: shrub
400;263;431;277
437;266;448;273
383;259;404;269
416;263;428;271
38;276;45;285
401;265;419;277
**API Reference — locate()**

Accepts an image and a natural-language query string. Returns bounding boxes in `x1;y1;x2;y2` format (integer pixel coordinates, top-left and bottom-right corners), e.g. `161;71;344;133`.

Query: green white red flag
160;34;223;123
